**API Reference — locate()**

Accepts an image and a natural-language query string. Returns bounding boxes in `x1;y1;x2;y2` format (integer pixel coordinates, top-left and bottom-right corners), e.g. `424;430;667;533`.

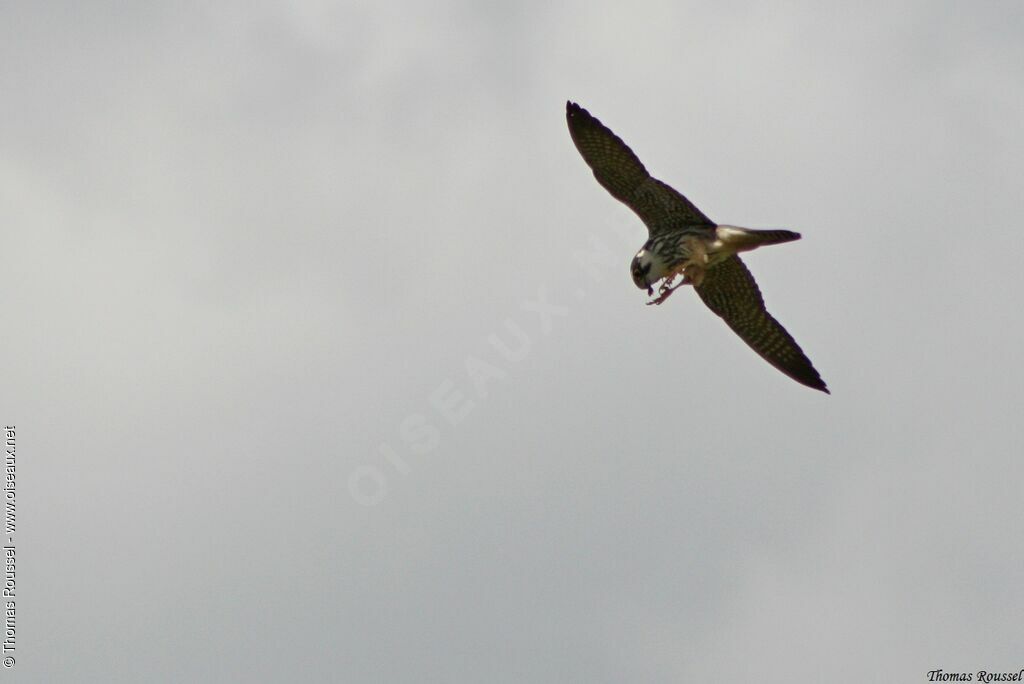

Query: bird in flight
566;101;828;393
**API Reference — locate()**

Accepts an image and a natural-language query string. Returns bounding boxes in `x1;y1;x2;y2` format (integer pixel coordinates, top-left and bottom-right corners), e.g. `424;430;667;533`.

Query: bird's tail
715;226;801;253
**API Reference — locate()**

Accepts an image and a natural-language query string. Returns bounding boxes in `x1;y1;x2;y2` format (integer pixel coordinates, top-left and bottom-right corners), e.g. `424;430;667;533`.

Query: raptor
566;101;828;393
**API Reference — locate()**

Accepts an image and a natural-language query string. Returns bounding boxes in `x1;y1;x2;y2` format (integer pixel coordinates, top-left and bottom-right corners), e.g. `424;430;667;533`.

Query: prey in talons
646;249;707;305
646;273;686;305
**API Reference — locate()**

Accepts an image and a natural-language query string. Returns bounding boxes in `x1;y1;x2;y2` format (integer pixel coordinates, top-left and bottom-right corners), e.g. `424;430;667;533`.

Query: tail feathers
749;228;801;245
715;226;801;252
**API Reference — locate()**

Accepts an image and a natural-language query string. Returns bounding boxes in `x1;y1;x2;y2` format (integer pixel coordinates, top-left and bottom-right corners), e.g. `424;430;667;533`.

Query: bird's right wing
566;102;714;235
695;255;828;393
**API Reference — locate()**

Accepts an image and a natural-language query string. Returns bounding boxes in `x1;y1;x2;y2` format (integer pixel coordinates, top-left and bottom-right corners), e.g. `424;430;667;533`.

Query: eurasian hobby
566;101;828;393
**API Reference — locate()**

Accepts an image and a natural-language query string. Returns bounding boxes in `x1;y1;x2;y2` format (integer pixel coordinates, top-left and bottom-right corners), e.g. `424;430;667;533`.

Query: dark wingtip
566;102;589;131
792;368;828;393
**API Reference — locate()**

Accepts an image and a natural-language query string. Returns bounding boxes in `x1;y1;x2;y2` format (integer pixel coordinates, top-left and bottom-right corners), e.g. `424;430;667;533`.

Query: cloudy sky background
4;1;1023;681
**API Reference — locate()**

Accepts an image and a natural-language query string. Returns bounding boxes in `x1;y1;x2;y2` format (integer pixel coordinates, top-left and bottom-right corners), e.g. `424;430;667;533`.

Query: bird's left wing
695;255;829;393
566;101;713;235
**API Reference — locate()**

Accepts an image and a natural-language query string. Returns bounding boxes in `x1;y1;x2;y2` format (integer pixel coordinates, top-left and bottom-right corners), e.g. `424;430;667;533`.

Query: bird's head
630;250;655;295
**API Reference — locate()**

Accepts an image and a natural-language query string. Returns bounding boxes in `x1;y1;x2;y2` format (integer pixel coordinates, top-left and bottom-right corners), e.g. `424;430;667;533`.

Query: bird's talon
646;284;677;305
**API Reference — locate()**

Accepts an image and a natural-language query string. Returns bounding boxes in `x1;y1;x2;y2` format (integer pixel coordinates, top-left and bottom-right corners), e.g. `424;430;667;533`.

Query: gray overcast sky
4;1;1024;681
